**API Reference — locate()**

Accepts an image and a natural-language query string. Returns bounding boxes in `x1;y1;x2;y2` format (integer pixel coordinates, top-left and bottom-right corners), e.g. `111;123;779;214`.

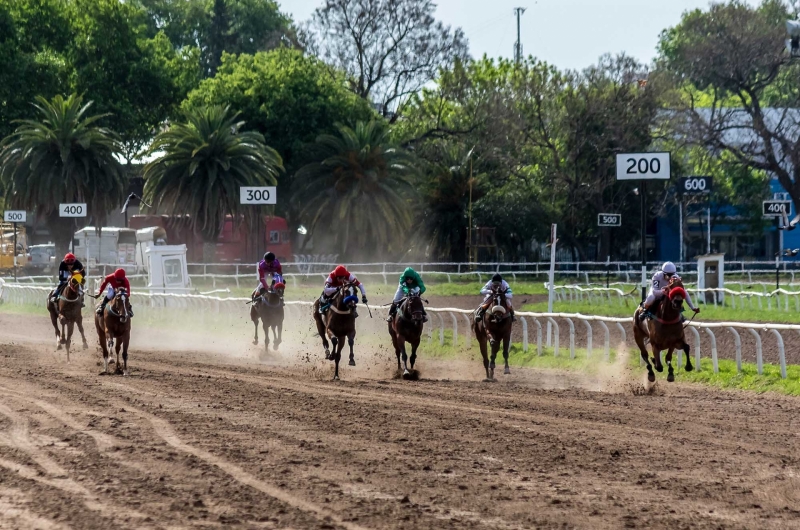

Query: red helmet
64;253;76;263
333;265;349;277
113;268;126;280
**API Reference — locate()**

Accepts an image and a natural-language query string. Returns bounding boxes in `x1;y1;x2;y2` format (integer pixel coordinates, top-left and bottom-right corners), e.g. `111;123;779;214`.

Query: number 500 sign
240;187;276;205
616;153;671;180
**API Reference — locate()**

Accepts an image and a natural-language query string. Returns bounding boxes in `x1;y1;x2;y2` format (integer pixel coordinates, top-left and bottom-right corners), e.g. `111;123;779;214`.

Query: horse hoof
82;343;88;350
333;375;339;381
655;364;664;373
647;372;656;383
667;373;675;383
252;340;258;346
56;344;62;351
685;364;694;373
123;370;129;377
324;351;331;360
504;367;511;375
483;378;496;383
348;359;356;367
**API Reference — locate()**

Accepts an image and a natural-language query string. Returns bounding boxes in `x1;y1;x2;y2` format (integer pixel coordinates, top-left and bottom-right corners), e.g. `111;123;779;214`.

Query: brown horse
95;287;132;376
473;288;513;381
47;273;89;359
633;279;693;383
250;285;284;354
312;283;358;380
388;293;425;378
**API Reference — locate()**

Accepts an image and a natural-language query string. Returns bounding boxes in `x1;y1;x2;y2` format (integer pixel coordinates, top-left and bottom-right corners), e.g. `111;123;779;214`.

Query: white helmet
662;261;677;274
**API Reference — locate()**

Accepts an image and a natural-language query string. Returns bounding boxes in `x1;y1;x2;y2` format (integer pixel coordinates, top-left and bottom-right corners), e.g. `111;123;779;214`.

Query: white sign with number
3;211;26;223
59;203;87;217
597;213;622;227
240;186;276;205
763;200;792;217
616;152;671;180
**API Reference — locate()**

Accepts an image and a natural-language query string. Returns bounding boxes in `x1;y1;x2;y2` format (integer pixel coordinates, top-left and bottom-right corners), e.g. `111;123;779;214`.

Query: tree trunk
47;212;75;262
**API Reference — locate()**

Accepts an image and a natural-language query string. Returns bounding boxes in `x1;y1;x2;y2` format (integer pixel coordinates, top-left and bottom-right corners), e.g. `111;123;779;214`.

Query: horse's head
403;292;425;322
337;282;359;310
111;287;131;323
667;286;686;311
66;273;83;297
272;282;286;298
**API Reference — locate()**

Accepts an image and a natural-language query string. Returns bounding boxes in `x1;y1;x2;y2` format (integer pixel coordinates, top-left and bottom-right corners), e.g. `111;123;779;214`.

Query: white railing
1;279;796;380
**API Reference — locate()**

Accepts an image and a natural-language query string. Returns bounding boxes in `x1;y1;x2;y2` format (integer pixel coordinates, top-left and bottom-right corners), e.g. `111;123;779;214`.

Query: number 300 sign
615;153;671;180
240;187;277;205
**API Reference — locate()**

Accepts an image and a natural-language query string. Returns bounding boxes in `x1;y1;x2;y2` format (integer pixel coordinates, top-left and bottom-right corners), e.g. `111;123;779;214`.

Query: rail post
565;318;576;359
770;329;787;379
462;314;472;349
449;312;458;347
520;317;529;353
583;320;593;358
546;317;559;356
747;329;763;375
597;320;610;361
727;327;742;373
534;318;542;356
687;326;701;371
703;328;719;374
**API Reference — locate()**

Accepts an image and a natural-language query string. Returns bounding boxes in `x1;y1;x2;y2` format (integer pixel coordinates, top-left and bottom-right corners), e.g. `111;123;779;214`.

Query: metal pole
707;207;711;254
468;159;473;264
513;8;526;64
776;253;780;291
679;200;684;263
13;222;17;281
640;181;647;302
547;223;557;347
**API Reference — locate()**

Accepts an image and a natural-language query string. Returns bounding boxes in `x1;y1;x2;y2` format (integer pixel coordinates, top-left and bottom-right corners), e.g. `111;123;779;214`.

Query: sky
283;0;760;71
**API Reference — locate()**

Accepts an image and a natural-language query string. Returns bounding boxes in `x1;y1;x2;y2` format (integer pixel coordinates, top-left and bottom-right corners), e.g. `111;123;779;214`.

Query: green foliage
183;49;376;169
293;120;416;258
0;94;126;255
143;105;283;242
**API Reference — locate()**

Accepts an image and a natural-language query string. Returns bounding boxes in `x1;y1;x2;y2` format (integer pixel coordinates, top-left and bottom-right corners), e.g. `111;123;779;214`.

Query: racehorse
250;283;284;353
633;277;693;383
47;272;89;359
312;283;358;380
95;287;132;376
473;287;513;381
387;293;425;378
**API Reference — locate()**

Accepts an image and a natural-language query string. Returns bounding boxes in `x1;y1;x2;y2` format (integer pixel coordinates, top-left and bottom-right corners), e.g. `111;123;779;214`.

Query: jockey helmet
333;265;349;277
662;261;677;275
491;273;502;283
113;268;126;280
64;253;76;264
264;251;275;262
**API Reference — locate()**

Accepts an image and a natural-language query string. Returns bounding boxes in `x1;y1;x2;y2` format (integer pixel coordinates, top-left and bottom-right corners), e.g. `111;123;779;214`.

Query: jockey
96;268;133;317
253;252;285;305
386;267;428;322
475;273;515;322
319;265;367;317
638;261;699;322
53;253;86;307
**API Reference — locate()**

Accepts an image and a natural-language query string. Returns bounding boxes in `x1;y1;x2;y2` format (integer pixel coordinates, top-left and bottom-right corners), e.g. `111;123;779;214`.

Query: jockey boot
96;297;109;316
422;310;428;323
128;304;134;317
475;307;485;322
386;303;397;322
638;303;651;323
318;295;330;313
510;309;516;322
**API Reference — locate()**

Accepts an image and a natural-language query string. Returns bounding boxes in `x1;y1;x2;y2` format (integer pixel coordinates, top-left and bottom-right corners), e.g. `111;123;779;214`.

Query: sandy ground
0;311;798;529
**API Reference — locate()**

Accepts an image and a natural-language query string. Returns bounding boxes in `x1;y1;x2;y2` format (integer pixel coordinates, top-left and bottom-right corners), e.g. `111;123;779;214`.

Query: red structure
129;215;292;263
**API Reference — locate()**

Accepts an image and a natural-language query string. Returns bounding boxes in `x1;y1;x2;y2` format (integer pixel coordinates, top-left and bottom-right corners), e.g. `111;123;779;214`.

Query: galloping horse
633;277;693;382
388;293;425;378
95;287;132;376
312;283;358;380
47;272;89;358
473;288;513;381
250;283;284;353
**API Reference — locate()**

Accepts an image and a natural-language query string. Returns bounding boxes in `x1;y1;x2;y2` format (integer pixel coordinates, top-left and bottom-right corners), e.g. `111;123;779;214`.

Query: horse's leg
652;345;664;372
49;307;62;350
400;336;409;375
634;328;655;382
262;319;269;353
333;336;345;381
60;320;67;345
347;331;356;367
316;314;330;359
409;337;419;371
503;330;511;375
682;340;693;372
65;321;74;362
115;337;123;374
476;327;491;381
122;332;130;376
390;326;402;371
666;347;675;382
329;336;338;362
487;330;499;378
76;316;89;349
251;308;259;345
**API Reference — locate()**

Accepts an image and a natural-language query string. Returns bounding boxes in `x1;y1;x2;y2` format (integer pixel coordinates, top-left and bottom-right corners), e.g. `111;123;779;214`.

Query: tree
293;121;416;258
657;0;800;213
303;0;469;120
0;94;126;257
142;105;283;259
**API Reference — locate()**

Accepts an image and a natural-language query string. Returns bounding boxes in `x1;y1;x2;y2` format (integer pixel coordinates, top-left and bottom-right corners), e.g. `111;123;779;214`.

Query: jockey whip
683;311;699;329
85;292;101;299
365;301;373;318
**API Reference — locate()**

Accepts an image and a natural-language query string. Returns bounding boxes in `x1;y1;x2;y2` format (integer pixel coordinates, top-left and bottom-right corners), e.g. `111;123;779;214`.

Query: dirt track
0;312;800;529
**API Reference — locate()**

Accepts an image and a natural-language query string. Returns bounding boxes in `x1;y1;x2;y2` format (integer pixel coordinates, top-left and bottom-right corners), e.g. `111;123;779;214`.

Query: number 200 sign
59;203;86;217
240;187;277;205
615;152;671;180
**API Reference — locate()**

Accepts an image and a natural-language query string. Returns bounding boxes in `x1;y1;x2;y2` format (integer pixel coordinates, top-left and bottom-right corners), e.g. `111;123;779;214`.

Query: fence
1;279;797;380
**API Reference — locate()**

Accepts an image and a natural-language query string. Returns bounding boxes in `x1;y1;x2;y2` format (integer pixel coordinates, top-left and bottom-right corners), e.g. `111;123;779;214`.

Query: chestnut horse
47;272;89;359
250;284;284;353
95;287;132;376
312;283;358;380
473;288;513;381
387;293;425;378
633;278;693;383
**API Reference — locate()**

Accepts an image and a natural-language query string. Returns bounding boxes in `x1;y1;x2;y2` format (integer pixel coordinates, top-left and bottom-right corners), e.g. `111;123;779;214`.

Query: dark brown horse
633;278;693;383
388;293;425;378
250;285;284;354
95;287;132;376
312;283;358;380
47;272;89;359
473;288;513;381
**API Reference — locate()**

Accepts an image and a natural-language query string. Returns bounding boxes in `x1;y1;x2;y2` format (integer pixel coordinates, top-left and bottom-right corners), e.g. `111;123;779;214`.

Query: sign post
59;203;87;257
677;177;714;261
763;200;792;290
617;152;671;302
547;223;557;347
4;210;26;280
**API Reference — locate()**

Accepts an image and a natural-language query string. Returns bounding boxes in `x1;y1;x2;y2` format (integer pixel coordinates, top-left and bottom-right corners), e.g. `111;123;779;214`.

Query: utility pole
514;7;526;64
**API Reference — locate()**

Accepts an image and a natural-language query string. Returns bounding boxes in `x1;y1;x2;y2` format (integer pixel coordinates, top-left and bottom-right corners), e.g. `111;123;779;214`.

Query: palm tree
293;120;416;259
143;105;283;260
0;94;127;257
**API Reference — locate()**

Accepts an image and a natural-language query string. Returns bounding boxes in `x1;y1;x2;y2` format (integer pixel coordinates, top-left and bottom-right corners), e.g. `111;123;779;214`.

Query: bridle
107;289;131;323
328;283;357;315
398;293;424;322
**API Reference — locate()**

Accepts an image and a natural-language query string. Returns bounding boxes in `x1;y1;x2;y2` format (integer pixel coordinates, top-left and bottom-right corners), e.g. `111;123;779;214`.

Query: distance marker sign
59;203;87;217
597;213;622;227
3;211;26;223
240;187;276;205
615;152;671;180
763;200;791;217
679;176;713;195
